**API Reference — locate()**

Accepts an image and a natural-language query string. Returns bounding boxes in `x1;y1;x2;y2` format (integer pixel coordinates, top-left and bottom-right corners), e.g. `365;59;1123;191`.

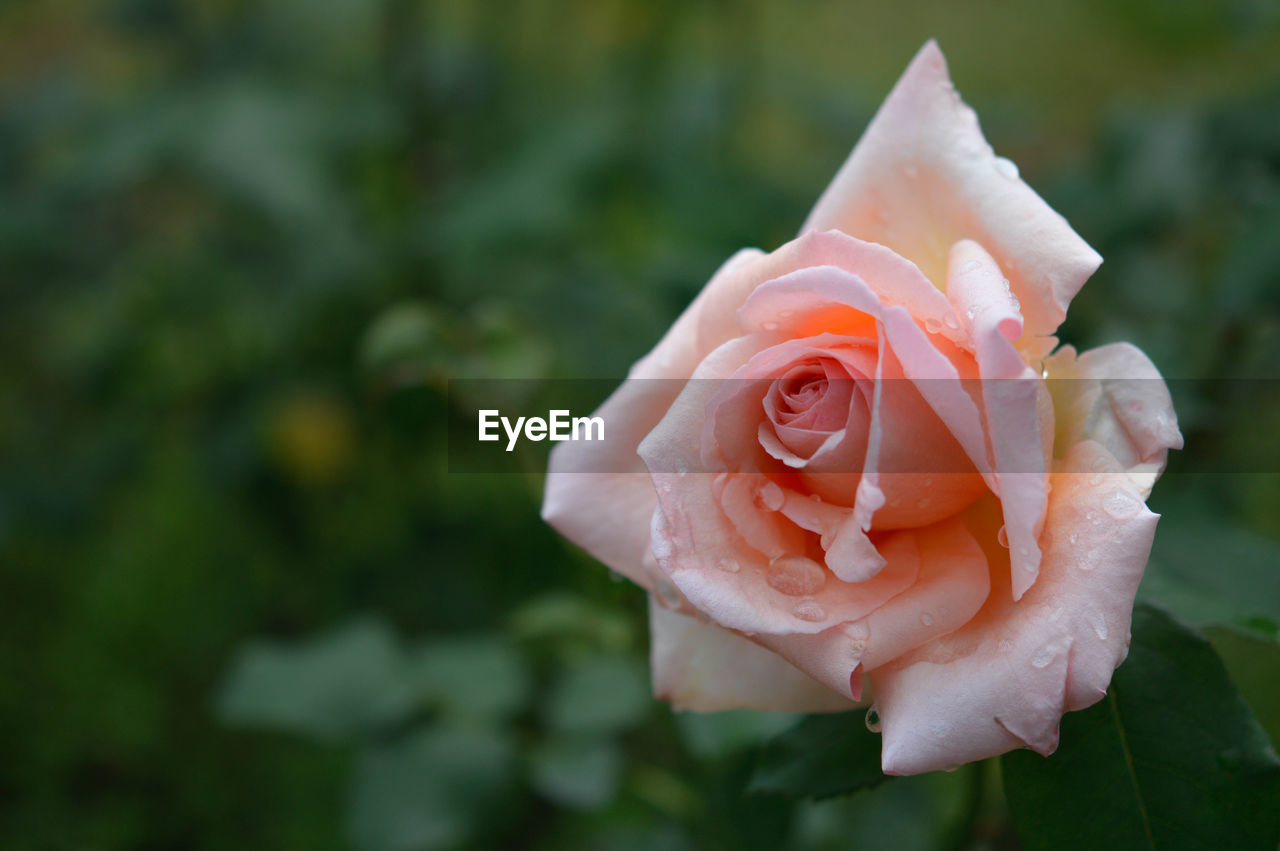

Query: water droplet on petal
843;622;869;641
865;706;883;733
997;525;1010;548
1068;531;1079;545
1090;610;1109;640
925;317;943;334
757;481;785;512
791;600;826;622
1103;488;1141;519
767;555;826;596
994;156;1020;179
716;557;740;573
943;314;960;330
1031;646;1055;668
920;612;935;627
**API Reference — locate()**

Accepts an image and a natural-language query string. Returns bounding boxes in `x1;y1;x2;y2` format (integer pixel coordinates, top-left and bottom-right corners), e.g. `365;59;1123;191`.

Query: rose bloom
542;41;1182;774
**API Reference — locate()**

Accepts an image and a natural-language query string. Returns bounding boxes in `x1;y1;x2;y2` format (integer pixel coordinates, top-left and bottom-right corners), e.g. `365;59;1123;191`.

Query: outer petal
948;239;1047;599
869;440;1159;775
541;248;763;587
803;40;1101;338
1044;343;1184;498
649;598;855;713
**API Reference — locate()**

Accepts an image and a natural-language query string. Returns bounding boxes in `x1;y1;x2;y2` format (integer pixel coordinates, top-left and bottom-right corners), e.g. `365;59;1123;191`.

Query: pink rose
542;41;1182;774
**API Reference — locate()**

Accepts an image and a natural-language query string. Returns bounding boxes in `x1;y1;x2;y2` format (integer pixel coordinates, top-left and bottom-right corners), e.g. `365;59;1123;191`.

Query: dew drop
943;314;960;330
1090;610;1109;640
997;525;1010;548
843;622;870;641
757;481;785;512
767;555;827;596
925;317;943;334
716;557;741;574
1103;488;1141;519
792;600;827;622
994;157;1020;180
865;706;883;733
1031;646;1055;669
920;612;935;627
1068;531;1079;546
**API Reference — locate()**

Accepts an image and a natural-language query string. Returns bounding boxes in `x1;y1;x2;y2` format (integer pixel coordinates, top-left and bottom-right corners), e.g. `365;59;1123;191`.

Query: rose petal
802;40;1101;338
868;440;1159;775
1044;343;1184;498
642;346;922;634
542;249;764;588
948;239;1047;600
755;517;989;701
649;598;856;712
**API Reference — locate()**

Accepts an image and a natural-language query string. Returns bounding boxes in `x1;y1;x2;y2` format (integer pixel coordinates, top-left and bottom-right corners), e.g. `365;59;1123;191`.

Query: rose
542;41;1182;774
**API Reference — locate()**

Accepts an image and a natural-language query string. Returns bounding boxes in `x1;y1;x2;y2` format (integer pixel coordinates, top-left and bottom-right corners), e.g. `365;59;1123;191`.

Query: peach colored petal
802;40;1101;339
641;339;921;634
868;440;1159;775
1044;343;1184;498
542;249;764;588
755;518;989;701
649;598;856;713
947;240;1047;599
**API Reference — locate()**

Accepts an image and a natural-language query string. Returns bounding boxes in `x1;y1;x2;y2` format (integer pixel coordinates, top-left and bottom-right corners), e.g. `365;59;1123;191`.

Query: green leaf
1207;625;1280;750
507;592;634;653
677;710;801;760
1002;604;1280;850
747;711;886;799
346;725;515;851
215;617;414;741
527;735;623;810
542;655;650;736
414;634;531;720
1140;492;1280;633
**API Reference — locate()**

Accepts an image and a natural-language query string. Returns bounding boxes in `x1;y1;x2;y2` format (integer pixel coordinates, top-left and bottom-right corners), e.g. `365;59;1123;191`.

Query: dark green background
3;1;1280;848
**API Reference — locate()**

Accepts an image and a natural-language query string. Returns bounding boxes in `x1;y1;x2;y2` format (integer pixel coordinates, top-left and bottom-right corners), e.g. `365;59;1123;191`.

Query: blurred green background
3;1;1280;848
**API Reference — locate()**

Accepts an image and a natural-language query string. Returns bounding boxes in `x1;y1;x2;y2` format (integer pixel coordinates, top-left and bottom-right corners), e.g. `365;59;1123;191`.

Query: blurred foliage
2;0;1280;848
